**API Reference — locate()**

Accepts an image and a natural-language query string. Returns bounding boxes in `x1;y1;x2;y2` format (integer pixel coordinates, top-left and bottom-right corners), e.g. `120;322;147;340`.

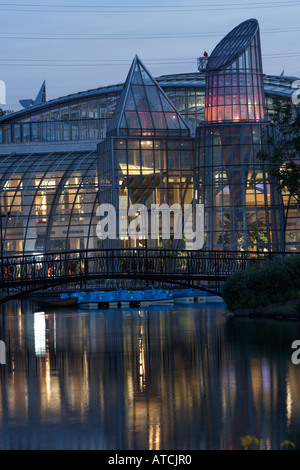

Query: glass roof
107;55;191;137
206;19;259;71
0;71;297;126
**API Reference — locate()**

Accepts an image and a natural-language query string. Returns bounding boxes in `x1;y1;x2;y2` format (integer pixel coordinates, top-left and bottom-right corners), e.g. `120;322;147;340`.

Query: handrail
0;249;298;302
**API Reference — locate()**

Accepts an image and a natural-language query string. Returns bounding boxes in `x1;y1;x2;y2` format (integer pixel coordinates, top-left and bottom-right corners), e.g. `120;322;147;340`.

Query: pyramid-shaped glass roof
107;55;191;137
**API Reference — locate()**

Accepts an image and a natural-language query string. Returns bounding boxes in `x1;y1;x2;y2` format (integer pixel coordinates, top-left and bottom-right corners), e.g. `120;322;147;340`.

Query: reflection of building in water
0;302;299;449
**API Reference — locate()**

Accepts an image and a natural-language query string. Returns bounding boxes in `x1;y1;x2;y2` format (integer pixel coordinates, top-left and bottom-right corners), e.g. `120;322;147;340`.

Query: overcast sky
1;0;300;112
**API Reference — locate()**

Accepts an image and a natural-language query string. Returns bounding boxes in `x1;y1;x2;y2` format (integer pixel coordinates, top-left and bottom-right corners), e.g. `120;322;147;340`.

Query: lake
0;298;299;450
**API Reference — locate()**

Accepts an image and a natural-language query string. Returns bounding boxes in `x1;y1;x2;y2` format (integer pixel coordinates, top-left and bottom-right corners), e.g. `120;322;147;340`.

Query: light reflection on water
0;298;300;450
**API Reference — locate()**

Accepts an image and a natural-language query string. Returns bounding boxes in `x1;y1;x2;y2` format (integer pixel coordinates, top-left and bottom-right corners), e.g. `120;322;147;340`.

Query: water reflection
0;299;300;450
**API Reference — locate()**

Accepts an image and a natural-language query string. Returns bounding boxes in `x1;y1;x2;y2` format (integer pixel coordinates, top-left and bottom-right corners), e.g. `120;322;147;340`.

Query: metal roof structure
107;55;191;137
0;73;298;125
206;18;259;72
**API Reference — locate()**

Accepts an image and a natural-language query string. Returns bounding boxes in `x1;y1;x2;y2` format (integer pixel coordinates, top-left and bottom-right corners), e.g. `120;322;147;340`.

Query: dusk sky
1;0;300;112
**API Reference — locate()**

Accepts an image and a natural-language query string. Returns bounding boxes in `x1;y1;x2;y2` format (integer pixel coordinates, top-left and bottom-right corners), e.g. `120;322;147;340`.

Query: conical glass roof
107;55;191;137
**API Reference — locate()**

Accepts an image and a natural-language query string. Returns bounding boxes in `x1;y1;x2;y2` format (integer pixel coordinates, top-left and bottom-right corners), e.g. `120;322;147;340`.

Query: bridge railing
0;248;296;290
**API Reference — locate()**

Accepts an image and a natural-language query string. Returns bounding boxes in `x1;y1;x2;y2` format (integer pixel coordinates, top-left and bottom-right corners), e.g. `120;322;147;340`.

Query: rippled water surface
0;298;300;450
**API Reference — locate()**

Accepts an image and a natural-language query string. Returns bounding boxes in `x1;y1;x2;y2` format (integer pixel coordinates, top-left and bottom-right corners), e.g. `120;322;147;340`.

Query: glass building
196;19;285;252
0;151;98;254
0;18;298;255
97;56;194;249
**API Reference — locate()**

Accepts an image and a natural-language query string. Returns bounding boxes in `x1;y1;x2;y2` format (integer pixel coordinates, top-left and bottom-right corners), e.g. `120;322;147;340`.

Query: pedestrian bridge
0;248;284;303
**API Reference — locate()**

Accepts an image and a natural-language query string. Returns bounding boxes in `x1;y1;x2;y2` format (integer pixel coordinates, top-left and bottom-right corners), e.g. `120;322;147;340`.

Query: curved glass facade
1;72;297;147
0;92;119;145
0;85;206;145
0;18;298;255
205;19;264;123
196;19;286;251
196;123;284;251
0;151;99;254
0;73;293;149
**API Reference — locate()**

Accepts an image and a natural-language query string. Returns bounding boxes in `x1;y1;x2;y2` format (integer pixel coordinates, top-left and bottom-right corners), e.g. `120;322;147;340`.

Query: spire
107;55;190;137
19;80;46;109
33;80;46;106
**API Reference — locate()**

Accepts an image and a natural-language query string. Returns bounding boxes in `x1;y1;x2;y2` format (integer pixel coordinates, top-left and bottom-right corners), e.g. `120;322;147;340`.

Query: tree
0;108;13;117
258;97;300;203
217;211;269;251
257;98;300;252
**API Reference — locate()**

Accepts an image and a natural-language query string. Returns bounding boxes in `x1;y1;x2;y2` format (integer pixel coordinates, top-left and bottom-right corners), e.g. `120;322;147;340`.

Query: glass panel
80;120;88;139
107;95;116;116
137;111;153;129
160;94;175;113
125;88;136;111
151;112;166;129
165;113;180;129
131;63;143;84
42;122;50;141
4;125;11;143
88;100;99;119
131;85;150;112
80;103;88;119
124;111;140;129
99;97;108;116
62;122;70;140
70;105;79;140
22;123;30;142
175;90;186;112
145;86;163;112
140;64;153;85
70;105;79;120
13;124;21;143
32;122;40;142
61;107;69;121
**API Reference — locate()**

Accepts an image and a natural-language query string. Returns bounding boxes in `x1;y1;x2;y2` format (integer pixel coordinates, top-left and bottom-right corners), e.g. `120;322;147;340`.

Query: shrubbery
221;255;300;312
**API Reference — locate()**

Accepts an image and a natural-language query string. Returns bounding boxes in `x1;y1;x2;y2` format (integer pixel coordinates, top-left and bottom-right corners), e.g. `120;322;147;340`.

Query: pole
0;206;2;284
